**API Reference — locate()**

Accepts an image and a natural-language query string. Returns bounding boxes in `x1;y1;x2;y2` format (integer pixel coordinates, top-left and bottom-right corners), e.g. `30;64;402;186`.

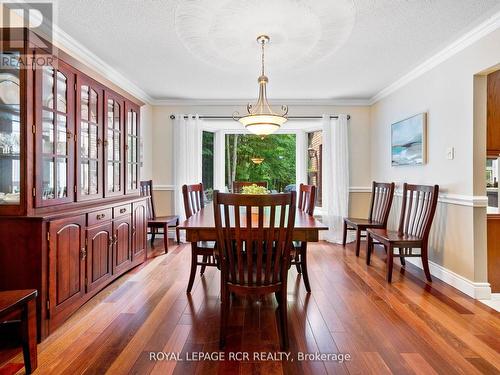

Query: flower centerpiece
241;184;269;195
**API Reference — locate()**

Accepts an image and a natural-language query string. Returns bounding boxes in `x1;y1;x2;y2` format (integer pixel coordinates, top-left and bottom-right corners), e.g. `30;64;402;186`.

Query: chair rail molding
154;185;175;191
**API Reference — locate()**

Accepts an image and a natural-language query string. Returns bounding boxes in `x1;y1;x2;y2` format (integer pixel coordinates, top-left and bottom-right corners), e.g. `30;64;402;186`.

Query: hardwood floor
1;239;499;374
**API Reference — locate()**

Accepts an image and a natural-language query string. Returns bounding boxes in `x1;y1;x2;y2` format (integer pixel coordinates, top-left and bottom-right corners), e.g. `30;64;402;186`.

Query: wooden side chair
183;183;218;293
213;190;296;350
140;180;180;253
289;183;316;292
343;181;395;256
367;183;439;282
232;181;268;193
0;290;37;374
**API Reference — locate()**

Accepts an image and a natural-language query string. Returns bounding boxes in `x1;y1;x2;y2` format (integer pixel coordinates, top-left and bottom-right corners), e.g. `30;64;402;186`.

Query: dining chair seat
367;228;424;246
343;217;385;228
343;182;395;257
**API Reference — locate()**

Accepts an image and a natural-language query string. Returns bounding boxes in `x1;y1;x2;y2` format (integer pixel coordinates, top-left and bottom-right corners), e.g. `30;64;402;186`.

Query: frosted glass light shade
238;114;287;135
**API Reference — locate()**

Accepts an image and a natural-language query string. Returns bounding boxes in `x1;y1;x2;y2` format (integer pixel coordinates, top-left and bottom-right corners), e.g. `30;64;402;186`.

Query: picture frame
391;112;427;166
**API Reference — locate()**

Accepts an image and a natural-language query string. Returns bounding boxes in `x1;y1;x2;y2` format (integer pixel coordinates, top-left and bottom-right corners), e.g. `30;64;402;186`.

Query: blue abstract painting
391;113;426;166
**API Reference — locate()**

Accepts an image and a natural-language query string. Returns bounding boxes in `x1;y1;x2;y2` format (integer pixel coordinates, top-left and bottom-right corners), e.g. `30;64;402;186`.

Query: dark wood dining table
178;202;328;242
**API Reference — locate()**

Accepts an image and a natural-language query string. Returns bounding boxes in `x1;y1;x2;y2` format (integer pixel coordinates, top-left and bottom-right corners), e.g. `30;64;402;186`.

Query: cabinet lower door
132;201;147;264
48;215;86;322
86;222;113;291
112;215;132;275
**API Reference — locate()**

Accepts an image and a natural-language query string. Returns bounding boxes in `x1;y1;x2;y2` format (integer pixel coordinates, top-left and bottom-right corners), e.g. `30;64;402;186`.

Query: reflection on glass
80;122;88;158
133;112;137;135
56;72;67;113
127;111;132;134
90;89;97;122
0;52;22;204
89;124;97;159
107;162;113;191
113;133;120;161
56;115;67;155
42;111;54;154
42;157;54;200
89;160;97;195
107;129;113;161
81;162;89;195
81;85;89;121
114;163;120;191
42;66;54;109
56;158;67;198
114;102;120;130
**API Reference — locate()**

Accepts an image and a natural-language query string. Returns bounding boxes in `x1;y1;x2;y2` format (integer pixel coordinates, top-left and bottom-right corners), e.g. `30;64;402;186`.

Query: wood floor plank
3;240;499;375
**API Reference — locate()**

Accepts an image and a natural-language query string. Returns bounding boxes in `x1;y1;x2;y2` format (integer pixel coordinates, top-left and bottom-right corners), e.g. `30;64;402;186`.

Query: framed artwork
391;113;427;166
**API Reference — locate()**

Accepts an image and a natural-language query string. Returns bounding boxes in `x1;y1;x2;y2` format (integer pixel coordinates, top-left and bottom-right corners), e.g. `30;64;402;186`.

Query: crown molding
150;98;372;107
51;25;154;105
370;10;500;105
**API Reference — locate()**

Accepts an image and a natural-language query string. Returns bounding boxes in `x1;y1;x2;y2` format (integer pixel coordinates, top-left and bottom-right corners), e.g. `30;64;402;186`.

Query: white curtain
321;114;350;243
173;114;203;220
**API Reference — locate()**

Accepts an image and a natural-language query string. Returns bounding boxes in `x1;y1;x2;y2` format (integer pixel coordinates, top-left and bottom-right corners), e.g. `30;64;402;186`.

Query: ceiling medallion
233;35;288;136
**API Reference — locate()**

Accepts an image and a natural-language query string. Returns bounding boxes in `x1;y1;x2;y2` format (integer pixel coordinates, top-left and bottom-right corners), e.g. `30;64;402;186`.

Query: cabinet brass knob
120;208;126;214
80;248;87;260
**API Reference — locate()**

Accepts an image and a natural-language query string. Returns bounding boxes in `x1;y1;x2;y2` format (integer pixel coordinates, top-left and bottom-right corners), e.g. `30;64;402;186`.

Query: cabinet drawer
88;208;112;226
113;204;131;218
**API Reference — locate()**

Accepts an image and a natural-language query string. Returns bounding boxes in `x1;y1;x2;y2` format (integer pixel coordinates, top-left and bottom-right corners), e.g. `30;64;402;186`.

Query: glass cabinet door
77;76;103;201
125;102;140;194
104;92;123;197
0;51;21;207
36;59;75;206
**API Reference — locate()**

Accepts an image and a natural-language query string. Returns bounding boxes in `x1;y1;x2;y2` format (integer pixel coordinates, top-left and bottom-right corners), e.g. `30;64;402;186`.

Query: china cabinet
0;28;147;340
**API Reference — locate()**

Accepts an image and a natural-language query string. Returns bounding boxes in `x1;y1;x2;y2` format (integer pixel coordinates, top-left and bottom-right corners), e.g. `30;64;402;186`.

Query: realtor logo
2;2;53;52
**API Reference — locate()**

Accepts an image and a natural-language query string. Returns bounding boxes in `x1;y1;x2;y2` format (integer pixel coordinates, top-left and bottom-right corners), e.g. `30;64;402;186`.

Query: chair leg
200;255;207;275
150;227;155;246
421;244;432;282
21;299;37;374
176;226;180;245
386;246;394;283
300;243;311;293
186;243;198;293
279;289;289;350
355;228;361;257
163;224;169;254
399;248;406;267
342;221;347;246
219;285;229;349
366;234;373;265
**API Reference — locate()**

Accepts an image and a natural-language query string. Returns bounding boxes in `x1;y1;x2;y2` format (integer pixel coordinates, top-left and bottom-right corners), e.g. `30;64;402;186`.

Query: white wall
370;28;500;285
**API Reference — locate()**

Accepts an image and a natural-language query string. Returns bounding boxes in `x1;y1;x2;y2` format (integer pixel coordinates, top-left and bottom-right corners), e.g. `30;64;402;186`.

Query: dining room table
178;201;329;243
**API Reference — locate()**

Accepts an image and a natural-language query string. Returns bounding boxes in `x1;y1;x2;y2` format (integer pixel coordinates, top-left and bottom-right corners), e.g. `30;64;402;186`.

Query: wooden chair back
297;183;316;216
182;183;205;219
213;191;296;289
232;181;268;193
398;183;439;239
140;180;155;220
368;181;395;225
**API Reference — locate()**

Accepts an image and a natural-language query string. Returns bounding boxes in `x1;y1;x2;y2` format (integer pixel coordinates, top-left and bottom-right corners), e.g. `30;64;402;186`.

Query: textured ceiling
50;0;500;100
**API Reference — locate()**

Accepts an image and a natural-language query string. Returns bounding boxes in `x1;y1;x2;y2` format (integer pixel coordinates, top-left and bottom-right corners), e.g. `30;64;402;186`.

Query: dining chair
183;183;218;293
366;183;439;282
140;180;180;253
342;181;395;256
232;181;268;193
213;190;296;350
289;183;316;292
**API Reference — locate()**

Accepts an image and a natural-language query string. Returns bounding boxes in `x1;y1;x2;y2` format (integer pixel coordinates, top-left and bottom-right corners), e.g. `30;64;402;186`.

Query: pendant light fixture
233;35;288;136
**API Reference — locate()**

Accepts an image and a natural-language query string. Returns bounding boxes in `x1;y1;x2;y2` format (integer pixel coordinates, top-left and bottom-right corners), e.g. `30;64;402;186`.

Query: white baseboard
405;258;491;300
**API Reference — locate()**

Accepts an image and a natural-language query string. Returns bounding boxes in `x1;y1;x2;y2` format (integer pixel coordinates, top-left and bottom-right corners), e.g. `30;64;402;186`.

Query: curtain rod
169;114;350;120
